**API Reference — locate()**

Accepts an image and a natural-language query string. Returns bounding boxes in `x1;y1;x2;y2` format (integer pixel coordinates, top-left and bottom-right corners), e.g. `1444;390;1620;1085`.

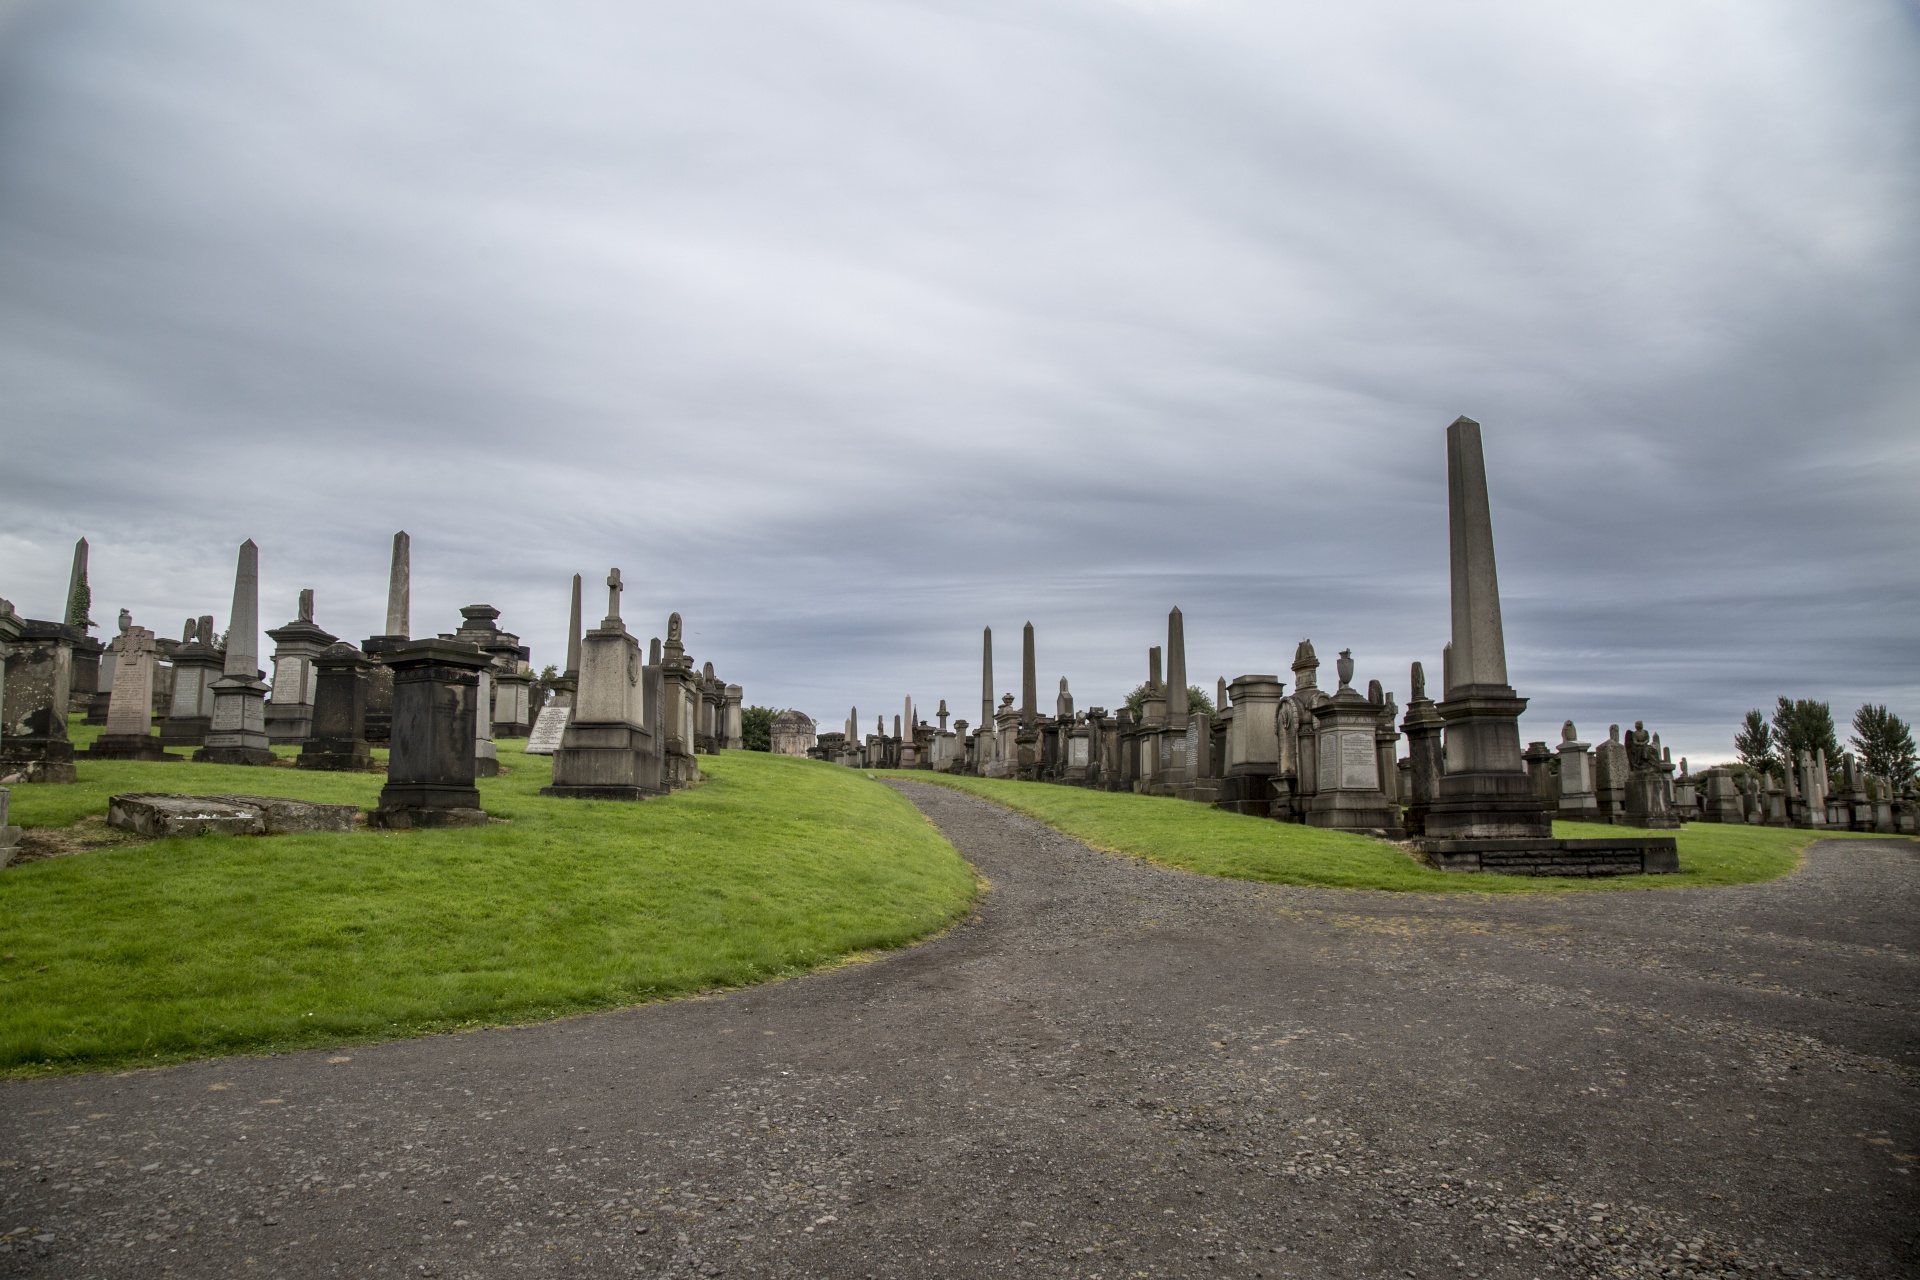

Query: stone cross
605;568;624;622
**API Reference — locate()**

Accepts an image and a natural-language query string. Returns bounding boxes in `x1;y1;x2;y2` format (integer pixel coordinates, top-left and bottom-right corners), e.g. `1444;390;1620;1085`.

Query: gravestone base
1212;770;1273;817
1307;790;1403;835
1624;771;1681;829
264;705;314;745
159;715;212;747
86;733;178;762
194;743;275;766
543;723;662;801
84;691;112;726
297;737;375;771
1417;836;1679;876
0;746;77;785
476;754;500;778
368;803;488;830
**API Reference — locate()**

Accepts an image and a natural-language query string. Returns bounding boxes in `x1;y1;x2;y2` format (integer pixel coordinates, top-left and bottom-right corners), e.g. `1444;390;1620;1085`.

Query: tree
66;578;91;631
536;663;559;689
1123;683;1216;719
1733;709;1773;772
1771;697;1839;768
1850;704;1916;785
741;705;776;752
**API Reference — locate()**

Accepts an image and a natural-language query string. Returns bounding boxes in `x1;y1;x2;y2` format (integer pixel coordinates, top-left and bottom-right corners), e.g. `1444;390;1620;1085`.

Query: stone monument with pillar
160;616;221;747
369;638;491;828
298;642;375;770
196;540;274;766
362;531;410;745
542;569;663;799
265;590;337;745
1421;419;1551;840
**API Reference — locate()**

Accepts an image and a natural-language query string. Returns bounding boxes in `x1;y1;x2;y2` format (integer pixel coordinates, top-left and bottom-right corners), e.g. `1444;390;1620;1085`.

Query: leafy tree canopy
1850;703;1916;785
741;705;777;752
1733;709;1773;772
1771;697;1839;768
1123;683;1216;720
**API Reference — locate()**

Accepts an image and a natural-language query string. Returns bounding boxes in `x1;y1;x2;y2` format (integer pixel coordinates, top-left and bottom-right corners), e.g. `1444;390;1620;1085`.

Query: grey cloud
2;0;1916;762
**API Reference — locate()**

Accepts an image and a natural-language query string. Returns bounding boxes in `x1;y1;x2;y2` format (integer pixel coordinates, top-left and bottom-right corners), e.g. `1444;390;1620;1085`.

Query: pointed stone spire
224;540;260;678
384;531;410;638
1020;622;1037;726
1216;676;1228;711
1166;607;1188;730
565;574;583;677
980;626;994;733
65;537;92;631
1445;416;1508;692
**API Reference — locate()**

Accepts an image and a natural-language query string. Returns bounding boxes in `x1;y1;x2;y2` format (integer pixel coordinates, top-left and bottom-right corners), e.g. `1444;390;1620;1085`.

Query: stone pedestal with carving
0;618;78;784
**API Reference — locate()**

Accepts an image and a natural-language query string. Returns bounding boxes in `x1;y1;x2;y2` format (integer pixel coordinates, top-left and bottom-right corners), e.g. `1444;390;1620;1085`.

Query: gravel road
2;781;1913;1279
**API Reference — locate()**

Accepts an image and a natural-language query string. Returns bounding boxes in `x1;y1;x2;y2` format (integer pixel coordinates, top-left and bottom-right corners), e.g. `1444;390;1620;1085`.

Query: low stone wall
1416;836;1679;877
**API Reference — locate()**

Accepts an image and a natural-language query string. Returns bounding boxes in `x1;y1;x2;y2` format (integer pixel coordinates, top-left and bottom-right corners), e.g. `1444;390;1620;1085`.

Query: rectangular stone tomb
1415;836;1679;877
106;792;359;838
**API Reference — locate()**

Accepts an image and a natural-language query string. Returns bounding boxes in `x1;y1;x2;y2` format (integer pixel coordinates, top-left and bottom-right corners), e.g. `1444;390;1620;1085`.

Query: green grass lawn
0;745;974;1076
882;771;1838;893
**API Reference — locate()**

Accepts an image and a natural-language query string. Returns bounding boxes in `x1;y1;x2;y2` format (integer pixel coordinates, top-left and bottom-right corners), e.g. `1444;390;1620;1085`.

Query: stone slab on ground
0;786;1912;1279
105;792;359;838
1416;834;1680;876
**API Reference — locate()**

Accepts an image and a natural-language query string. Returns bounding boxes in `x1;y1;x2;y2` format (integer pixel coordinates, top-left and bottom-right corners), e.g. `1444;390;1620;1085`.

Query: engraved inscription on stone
1069;736;1089;767
1341;732;1376;789
525;706;571;755
1318;731;1338;788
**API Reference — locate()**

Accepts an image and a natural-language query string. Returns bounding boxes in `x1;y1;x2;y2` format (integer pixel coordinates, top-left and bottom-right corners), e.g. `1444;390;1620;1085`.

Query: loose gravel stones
0;782;1912;1278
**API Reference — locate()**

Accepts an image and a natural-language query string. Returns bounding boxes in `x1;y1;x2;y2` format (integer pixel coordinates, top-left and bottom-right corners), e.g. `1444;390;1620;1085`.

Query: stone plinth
543;589;661;800
1305;679;1401;834
1;618;79;784
1424;685;1550;839
1217;675;1283;816
298;642;374;771
265;612;338;745
197;540;273;766
370;639;489;828
1554;723;1598;818
1399;688;1444;837
160;622;222;747
360;634;407;744
1699;768;1744;823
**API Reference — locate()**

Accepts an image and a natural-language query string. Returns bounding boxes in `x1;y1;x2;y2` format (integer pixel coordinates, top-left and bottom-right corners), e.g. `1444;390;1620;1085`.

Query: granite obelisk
1166;607;1188;732
196;539;273;765
1423;417;1549;839
362;531;411;744
980;627;994;734
385;531;410;638
1020;622;1036;727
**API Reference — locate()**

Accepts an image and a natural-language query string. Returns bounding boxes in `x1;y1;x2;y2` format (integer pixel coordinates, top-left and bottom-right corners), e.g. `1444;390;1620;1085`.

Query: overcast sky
2;0;1916;763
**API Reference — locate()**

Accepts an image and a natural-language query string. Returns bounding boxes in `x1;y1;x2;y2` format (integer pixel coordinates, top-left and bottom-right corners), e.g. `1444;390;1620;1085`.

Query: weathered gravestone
297;642;374;771
195;540;274;766
160;616;221;746
541;570;662;799
265;589;337;744
86;613;174;760
369;638;490;828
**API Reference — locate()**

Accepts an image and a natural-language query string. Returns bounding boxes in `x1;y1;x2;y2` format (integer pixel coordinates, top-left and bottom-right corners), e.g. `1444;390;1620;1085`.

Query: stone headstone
524;705;572;755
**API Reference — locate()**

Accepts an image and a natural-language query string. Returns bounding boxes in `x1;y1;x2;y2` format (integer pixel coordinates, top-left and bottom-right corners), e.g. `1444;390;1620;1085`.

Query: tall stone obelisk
196;539;273;764
384;531;410;639
1166;607;1189;732
980;627;994;733
1423;417;1549;839
363;531;411;744
1020;623;1036;727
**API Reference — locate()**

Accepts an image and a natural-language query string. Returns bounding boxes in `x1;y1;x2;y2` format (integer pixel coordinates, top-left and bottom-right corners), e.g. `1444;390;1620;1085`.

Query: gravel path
2;782;1914;1279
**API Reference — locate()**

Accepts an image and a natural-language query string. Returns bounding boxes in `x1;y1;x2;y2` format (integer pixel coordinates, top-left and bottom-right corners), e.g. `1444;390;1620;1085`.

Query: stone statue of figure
1626;720;1658;771
1366;678;1383;707
703;661;714;680
667;613;683;643
298;589;314;623
183;617;197;643
118;608;131;634
200;616;216;645
1561;719;1578;743
1277;698;1300;778
1411;661;1427;702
